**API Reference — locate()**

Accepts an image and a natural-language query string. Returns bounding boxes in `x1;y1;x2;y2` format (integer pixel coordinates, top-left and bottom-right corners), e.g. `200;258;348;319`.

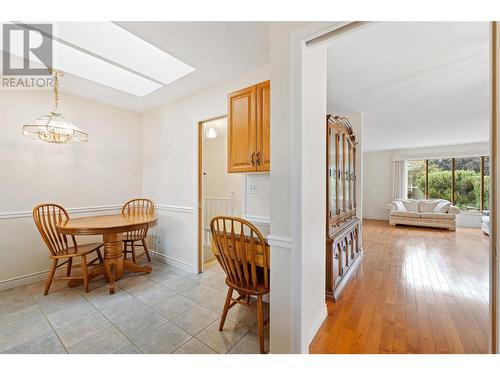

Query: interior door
228;85;257;172
256;80;271;171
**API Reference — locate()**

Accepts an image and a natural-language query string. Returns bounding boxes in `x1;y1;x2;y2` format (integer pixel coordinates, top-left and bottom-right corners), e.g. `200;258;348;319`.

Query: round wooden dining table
57;213;158;294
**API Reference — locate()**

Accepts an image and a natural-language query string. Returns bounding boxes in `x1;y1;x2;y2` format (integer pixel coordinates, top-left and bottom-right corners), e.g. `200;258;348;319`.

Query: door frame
491;21;498;353
290;21;498;353
196;115;227;273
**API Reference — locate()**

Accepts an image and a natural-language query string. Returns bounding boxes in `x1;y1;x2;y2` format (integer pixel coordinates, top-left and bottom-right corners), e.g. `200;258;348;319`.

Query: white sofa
385;199;460;231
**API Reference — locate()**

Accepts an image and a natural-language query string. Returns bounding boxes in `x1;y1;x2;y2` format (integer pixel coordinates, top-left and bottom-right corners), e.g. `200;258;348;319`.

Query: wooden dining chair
210;216;270;354
121;198;156;262
33;204;103;295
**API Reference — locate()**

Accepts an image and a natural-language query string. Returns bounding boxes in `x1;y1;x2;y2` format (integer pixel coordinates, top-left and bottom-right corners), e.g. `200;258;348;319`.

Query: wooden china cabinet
325;114;362;301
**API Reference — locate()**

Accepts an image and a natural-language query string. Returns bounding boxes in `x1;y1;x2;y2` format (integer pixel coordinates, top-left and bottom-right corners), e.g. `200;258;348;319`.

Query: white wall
363;142;490;221
142;65;271;273
0;91;142;287
268;22;314;354
363;150;393;220
300;43;328;353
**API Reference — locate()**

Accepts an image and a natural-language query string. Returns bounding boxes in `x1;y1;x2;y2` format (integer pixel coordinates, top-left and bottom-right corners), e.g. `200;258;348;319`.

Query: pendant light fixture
22;70;88;144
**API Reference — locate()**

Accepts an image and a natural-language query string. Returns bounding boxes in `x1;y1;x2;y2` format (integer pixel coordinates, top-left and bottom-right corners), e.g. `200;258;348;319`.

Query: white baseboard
0;267;69;291
306;303;328;352
152;251;196;274
1;252;196;291
0;270;48;291
362;216;388;221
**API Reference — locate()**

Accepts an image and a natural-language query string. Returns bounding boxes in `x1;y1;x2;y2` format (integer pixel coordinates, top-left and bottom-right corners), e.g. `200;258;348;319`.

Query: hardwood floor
309;219;490;354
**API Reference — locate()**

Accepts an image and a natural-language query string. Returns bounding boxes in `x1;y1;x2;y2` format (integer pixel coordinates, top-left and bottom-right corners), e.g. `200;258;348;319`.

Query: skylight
44;22;195;86
2;22;195;97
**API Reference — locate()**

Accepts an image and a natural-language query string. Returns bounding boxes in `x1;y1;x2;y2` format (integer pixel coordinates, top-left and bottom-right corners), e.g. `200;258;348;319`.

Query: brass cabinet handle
251;152;256;166
256;152;261;166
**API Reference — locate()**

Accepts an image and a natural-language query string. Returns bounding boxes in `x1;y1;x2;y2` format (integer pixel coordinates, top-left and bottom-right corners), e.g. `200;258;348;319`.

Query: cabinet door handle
251;152;256;166
256;152;261;166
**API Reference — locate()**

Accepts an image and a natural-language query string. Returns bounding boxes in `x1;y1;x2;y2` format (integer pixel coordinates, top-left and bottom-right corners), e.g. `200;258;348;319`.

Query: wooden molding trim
491;20;499;354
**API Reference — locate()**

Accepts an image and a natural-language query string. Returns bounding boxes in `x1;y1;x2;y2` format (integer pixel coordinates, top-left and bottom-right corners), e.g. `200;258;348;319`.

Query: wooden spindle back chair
33;203;103;295
121;198;156;262
210;216;270;353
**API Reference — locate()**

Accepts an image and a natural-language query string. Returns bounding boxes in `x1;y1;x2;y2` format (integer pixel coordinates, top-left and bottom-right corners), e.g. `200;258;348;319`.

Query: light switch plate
248;183;258;194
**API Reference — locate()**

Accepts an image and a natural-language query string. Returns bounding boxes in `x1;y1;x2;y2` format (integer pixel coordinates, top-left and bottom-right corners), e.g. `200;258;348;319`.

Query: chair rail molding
0;204;196;220
267;234;292;248
0;204;122;220
156;204;195;213
245;215;271;225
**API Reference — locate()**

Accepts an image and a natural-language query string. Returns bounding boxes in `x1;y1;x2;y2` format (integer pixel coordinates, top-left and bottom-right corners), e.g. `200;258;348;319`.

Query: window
484;156;490;210
455;156;481;212
407;160;425;200
406;155;489;212
428;158;452;201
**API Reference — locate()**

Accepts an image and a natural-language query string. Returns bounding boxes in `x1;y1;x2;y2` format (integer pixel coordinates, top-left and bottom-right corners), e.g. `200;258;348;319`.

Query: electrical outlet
248;183;258;194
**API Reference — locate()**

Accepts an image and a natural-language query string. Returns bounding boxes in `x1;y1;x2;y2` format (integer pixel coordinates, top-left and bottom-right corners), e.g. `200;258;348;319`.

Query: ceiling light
206;125;217;139
22;71;88;144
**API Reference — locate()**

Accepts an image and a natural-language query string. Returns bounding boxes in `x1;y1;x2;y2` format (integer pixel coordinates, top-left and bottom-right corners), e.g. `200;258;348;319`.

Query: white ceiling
327;22;490;152
57;22;270;113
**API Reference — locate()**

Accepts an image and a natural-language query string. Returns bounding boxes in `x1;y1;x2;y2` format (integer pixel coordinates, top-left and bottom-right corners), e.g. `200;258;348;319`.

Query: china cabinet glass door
329;131;337;218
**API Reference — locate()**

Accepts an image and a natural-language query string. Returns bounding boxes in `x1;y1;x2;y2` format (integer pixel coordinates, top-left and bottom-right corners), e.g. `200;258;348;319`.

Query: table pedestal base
68;233;152;294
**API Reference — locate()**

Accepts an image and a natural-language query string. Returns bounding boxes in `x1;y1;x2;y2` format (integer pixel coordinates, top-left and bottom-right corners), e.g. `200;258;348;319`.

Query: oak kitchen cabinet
227;80;270;173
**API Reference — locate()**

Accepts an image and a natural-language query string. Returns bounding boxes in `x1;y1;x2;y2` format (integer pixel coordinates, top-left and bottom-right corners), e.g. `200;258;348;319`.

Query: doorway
197;116;244;273
291;21;498;353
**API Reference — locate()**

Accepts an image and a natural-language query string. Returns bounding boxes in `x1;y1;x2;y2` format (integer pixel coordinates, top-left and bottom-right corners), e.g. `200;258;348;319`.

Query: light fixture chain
53;71;60;112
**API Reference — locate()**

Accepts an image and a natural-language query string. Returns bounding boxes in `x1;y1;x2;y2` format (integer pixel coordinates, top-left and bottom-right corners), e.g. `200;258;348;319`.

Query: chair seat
50;243;102;259
225;275;270;295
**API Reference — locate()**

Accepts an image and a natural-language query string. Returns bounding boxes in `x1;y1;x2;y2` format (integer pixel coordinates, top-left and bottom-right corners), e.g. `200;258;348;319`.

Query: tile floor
0;259;269;354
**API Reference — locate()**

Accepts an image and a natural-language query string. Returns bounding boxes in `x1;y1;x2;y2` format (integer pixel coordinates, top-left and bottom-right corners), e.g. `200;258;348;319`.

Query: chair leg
97;247;103;263
123;241;127;259
219;287;233;331
257;295;265;354
141;239;151;262
81;255;89;293
44;259;58;296
131;241;136;263
66;258;73;277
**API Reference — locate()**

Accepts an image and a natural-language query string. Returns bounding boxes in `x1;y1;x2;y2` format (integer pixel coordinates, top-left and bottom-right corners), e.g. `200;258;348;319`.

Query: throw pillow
419;200;440;213
394;201;406;211
402;200;418;212
433;201;451;213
